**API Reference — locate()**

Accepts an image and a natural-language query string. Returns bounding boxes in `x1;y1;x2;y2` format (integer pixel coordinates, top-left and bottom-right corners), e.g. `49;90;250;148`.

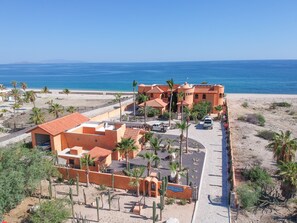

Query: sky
0;0;297;63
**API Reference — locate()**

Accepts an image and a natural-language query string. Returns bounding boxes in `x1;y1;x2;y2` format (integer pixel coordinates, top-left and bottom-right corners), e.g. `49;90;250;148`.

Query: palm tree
115;137;138;170
66;106;76;113
176;121;190;171
24;90;36;108
11;80;17;89
10;88;22;130
81;154;96;187
278;161;297;199
63;88;70;95
48;103;64;118
138;94;149;124
41;86;49;94
132;80;137;117
113;93;123;122
267;130;297;163
150;137;162;167
184;107;192;153
138;152;160;176
30;107;45;125
166;78;174;128
20;82;27;91
177;91;185;120
129;167;145;197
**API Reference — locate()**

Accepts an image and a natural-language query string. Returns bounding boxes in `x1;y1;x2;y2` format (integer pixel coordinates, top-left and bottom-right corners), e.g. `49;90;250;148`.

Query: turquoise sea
0;60;297;94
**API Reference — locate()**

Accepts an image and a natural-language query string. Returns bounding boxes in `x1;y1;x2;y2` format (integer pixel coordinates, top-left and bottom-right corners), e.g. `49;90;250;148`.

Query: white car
203;117;213;129
151;123;168;133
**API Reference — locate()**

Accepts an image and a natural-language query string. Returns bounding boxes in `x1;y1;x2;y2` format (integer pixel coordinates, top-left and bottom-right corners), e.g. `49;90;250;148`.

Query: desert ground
228;94;297;223
4;179;194;223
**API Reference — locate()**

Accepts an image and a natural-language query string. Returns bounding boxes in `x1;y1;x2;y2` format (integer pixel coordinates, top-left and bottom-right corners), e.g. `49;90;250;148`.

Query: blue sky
0;0;297;63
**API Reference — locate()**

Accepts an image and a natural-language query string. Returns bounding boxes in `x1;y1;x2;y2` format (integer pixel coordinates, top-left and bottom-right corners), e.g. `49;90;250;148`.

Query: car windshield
205;120;212;124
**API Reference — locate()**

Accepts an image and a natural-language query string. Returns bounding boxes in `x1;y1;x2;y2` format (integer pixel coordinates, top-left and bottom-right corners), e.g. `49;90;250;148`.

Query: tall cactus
152;201;158;223
112;173;115;191
69;187;74;219
158;177;168;221
76;173;79;196
83;189;87;205
48;177;52;199
96;197;100;222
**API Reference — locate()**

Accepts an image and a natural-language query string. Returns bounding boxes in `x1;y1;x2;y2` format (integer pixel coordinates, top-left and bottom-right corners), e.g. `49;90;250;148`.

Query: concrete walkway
166;121;230;223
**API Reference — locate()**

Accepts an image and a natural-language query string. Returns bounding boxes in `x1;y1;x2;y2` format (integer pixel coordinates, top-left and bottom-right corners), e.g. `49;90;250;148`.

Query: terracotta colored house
138;82;225;113
29;112;145;170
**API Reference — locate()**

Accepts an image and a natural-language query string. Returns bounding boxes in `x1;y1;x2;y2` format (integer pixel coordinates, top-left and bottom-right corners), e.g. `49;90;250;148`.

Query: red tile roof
147;86;164;94
139;98;168;108
88;146;112;162
124;128;141;141
31;113;89;136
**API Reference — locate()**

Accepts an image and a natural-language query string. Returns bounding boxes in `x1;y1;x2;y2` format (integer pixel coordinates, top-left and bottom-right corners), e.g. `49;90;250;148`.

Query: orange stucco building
138;82;225;113
29;113;145;171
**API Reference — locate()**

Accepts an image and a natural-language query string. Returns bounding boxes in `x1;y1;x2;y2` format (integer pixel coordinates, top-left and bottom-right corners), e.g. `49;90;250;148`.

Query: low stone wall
58;167;193;200
224;98;238;208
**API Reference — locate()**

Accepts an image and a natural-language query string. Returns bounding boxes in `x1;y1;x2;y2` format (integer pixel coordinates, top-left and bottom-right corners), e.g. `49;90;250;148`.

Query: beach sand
227;94;297;223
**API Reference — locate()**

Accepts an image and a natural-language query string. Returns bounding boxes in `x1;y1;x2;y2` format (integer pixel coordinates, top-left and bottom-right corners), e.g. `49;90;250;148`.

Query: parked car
203;116;213;129
151;123;168;133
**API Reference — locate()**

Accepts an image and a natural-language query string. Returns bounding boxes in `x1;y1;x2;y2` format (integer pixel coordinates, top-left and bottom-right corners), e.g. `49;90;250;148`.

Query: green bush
165;197;176;205
160;111;170;120
242;166;273;189
192;101;212;120
146;106;160;117
0;143;59;216
237;116;246;121
29;199;70;223
256;130;275;141
178;199;188;205
237;184;261;209
246;114;265;126
67;178;75;185
271;102;292;108
241;102;249;108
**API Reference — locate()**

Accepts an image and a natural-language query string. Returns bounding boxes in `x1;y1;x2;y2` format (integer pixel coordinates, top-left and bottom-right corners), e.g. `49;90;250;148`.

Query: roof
29;112;89;136
124;128;141;141
139;98;168;108
177;100;190;106
147;86;164;94
88;146;112;162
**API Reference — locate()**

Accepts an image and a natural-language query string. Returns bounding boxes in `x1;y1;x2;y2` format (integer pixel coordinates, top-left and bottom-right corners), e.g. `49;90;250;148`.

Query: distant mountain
38;59;86;64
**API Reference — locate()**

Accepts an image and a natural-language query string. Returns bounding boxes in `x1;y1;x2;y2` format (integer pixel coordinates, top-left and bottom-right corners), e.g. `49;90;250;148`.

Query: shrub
271;102;292;108
67;178;75;185
256;130;276;141
237;184;261;209
237;116;246;121
97;184;107;191
179;199;188;205
146;106;160;117
242;166;273;189
246;114;265;126
241;102;248;108
288;111;295;116
165;197;176;205
160;111;170;120
192;101;212;120
29;199;70;223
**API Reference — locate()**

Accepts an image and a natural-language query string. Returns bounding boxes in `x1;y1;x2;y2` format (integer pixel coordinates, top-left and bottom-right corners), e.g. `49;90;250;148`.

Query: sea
0;60;297;94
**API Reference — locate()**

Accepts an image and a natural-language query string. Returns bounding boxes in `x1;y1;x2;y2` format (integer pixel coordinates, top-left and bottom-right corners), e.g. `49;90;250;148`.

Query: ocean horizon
1;60;297;94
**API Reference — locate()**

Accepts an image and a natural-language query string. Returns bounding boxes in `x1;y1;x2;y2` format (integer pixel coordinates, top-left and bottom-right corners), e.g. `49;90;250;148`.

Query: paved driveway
166;120;230;223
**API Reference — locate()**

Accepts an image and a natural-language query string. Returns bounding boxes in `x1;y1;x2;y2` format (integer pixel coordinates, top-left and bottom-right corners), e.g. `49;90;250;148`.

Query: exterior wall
90;103;132;122
58;167;193;200
31;128;50;148
139;83;225;114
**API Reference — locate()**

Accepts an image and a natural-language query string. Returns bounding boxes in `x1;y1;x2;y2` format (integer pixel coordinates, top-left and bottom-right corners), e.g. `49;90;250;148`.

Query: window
69;159;74;165
195;94;198;99
151;93;153;98
202;94;206;99
219;93;223;98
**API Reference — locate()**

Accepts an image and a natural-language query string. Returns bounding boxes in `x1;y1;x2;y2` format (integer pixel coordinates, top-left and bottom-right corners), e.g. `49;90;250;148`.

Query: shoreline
4;88;297;96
